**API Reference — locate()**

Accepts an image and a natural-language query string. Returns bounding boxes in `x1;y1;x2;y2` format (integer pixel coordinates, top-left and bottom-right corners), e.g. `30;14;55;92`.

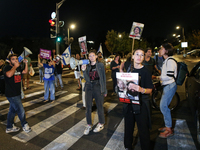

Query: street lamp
118;34;122;38
176;26;186;56
67;24;75;45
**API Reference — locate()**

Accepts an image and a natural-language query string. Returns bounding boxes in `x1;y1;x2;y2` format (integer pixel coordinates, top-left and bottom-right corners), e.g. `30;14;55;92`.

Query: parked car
185;61;200;143
187;49;200;56
105;55;115;64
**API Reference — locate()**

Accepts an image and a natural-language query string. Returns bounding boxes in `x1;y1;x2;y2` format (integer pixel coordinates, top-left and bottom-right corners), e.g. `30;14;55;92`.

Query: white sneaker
23;123;32;133
93;123;104;133
84;125;92;135
6;124;20;133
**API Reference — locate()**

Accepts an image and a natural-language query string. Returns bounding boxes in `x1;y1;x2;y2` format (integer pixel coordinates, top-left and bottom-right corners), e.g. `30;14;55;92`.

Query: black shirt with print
89;64;99;81
3;65;22;97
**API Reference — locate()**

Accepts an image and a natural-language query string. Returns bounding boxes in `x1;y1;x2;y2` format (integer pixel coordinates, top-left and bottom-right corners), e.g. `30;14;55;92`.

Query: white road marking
41;102;118;150
168;119;197;150
1;93;78;125
12;101;81;143
103;119;125;150
0;91;67;116
0;90;45;106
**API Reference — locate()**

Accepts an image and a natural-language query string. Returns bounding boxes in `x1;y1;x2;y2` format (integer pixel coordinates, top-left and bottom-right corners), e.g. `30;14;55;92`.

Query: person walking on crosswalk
38;54;55;103
4;54;32;133
81;50;107;135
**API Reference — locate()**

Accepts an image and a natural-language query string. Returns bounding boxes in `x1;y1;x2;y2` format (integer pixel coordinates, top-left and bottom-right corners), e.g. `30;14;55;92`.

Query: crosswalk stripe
0;90;45;106
12;100;82;143
0;91;67;116
168;119;196;150
41;102;118;150
1;93;78;125
103;119;125;150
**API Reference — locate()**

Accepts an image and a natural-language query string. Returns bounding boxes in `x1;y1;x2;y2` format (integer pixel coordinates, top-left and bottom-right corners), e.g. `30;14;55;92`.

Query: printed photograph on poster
78;36;88;55
129;22;144;40
40;49;51;59
116;72;140;104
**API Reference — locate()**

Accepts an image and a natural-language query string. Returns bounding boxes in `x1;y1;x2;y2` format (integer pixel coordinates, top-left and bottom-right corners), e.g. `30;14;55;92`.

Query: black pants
85;81;105;125
112;76;117;93
0;79;5;94
124;104;150;150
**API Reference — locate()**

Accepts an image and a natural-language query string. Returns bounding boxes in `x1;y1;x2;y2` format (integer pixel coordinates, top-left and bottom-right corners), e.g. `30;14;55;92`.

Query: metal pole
68;28;69;45
56;3;60;55
183;28;186;56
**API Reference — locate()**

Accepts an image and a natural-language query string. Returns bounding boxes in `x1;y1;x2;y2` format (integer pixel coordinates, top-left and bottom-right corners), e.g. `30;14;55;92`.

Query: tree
187;30;200;49
105;30;118;55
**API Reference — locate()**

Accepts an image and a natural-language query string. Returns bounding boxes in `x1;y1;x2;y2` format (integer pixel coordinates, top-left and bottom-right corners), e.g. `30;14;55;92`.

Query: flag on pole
61;45;71;65
6;49;14;62
97;44;103;56
7;49;14;58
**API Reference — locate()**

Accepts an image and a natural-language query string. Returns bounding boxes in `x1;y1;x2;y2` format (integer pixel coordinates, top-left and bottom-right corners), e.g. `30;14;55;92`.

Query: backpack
167;58;189;85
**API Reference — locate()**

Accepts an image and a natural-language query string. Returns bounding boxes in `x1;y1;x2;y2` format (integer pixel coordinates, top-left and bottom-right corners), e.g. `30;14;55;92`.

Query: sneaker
23;123;32;133
6;124;20;133
93;123;104;133
84;125;92;135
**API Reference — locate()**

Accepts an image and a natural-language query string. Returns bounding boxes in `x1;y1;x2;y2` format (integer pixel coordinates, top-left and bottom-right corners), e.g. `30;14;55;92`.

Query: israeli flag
6;49;14;62
61;45;71;65
97;44;103;56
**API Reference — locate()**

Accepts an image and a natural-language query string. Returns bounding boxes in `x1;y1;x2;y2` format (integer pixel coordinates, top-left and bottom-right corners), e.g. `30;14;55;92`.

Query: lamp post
55;0;66;55
67;24;75;45
176;26;186;56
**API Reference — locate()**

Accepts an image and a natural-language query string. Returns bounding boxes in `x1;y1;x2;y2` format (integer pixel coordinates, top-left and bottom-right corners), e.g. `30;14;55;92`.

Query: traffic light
57;37;62;42
49;19;56;38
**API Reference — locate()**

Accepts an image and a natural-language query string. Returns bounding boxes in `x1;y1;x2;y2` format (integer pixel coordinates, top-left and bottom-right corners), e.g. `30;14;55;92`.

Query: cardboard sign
40;49;51;59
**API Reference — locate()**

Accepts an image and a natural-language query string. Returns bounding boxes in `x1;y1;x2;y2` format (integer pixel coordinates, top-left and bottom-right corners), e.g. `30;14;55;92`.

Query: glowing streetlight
68;24;76;44
176;26;186;56
173;34;176;37
176;26;180;29
118;34;122;38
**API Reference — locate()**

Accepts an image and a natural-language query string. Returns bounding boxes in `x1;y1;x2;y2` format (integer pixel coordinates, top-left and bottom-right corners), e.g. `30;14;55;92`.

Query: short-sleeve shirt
4;65;22;97
154;55;164;71
126;65;154;99
43;64;55;81
143;57;155;75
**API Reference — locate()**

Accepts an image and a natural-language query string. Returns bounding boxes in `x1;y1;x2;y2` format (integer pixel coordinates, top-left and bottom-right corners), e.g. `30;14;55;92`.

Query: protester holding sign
81;50;107;135
123;49;153;150
38;54;55;103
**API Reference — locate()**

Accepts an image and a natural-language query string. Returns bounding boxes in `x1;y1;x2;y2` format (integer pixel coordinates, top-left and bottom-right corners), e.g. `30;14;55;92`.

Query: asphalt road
0;55;200;150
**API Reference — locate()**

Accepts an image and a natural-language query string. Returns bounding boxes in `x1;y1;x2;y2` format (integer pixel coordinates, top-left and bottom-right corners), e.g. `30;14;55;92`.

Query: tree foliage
105;30;149;57
187;30;200;49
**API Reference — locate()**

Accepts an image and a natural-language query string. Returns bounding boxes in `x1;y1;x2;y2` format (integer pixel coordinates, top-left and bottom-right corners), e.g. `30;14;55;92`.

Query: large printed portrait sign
78;36;88;55
116;72;140;104
129;22;144;40
40;49;51;59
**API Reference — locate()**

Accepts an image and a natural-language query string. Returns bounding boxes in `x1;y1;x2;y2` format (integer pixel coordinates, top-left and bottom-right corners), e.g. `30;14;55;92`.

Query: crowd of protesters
0;43;178;150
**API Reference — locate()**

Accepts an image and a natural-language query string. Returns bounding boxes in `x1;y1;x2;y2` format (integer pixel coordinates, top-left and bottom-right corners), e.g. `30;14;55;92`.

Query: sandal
159;127;174;138
158;127;167;132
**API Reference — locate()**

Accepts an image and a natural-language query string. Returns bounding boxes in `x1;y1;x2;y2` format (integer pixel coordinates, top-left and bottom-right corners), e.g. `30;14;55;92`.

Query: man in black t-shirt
4;54;31;133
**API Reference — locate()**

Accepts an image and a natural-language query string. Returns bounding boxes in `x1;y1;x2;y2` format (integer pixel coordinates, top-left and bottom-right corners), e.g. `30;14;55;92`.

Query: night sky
1;0;200;46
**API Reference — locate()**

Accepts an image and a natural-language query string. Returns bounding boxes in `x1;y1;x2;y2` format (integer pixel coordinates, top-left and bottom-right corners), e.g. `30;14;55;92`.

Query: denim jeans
160;82;177;128
44;80;55;101
85;81;105;125
7;95;27;128
39;68;44;82
55;74;63;88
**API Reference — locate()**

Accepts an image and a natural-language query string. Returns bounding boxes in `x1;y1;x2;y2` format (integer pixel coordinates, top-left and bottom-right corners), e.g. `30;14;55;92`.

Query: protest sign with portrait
78;36;88;55
129;22;144;40
116;72;140;104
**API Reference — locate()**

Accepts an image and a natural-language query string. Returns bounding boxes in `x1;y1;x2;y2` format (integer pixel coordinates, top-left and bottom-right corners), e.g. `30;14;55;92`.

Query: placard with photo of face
129;22;144;40
78;36;88;55
116;72;140;104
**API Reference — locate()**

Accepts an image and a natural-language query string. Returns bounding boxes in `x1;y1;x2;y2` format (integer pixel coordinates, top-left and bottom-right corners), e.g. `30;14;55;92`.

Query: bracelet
141;88;146;94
